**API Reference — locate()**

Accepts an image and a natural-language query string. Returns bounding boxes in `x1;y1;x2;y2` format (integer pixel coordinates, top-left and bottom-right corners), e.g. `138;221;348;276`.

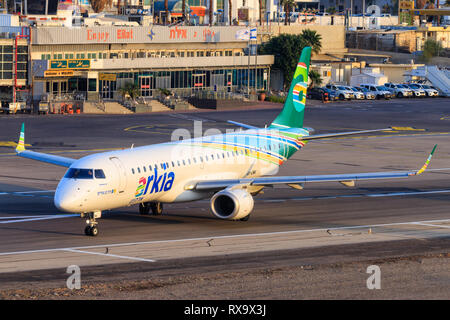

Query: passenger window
132;168;135;174
188;159;191;165
172;161;175;167
143;166;146;172
149;165;152;171
182;160;186;165
137;167;141;173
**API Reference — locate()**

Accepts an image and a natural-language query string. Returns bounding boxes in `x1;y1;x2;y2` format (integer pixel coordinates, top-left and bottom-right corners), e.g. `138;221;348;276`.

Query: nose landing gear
82;211;101;236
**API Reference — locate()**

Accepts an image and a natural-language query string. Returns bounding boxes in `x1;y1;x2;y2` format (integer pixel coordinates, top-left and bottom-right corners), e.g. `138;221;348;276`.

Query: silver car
355;86;376;99
416;84;439;97
346;86;365;99
406;84;426;97
384;83;414;98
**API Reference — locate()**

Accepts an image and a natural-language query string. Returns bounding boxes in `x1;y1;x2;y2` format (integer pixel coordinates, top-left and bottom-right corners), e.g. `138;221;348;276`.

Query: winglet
16;123;26;153
415;144;437;175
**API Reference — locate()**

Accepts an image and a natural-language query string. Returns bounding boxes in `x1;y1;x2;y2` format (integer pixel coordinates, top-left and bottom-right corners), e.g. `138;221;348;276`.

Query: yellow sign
99;73;117;81
399;0;414;10
44;70;74;77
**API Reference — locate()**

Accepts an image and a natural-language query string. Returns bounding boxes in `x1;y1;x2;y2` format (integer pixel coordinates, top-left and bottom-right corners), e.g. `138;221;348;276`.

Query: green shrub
266;95;286;103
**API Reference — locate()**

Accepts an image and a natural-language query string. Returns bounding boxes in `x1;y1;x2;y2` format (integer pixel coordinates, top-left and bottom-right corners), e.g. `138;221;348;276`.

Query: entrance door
139;76;153;97
226;72;232;92
109;157;127;193
100;80;116;99
192;74;206;91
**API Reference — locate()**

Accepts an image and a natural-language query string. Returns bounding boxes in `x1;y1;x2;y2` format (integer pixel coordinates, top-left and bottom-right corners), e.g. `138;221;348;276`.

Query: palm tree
258;0;263;25
118;83;140;102
308;70;322;89
164;0;169;25
300;29;322;54
89;0;112;13
280;0;295;25
228;0;232;25
209;0;213;26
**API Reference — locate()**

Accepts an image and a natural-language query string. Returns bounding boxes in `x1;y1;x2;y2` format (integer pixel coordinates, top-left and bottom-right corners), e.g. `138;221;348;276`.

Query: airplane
14;47;437;236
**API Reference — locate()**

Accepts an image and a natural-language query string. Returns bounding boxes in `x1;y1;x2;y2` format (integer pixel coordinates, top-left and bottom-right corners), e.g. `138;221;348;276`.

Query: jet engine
210;188;254;220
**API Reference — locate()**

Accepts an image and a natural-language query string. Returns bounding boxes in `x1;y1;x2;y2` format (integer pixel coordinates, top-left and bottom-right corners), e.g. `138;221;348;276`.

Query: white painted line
0;214;77;224
64;249;156;263
0;190;55;196
0;218;449;258
13;190;55;194
367;190;450;197
0;215;53;220
412;222;450;229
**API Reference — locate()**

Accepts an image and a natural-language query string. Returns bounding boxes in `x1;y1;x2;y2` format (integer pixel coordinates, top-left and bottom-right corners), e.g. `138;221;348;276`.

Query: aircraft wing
299;128;392;140
15;123;76;168
188;145;437;191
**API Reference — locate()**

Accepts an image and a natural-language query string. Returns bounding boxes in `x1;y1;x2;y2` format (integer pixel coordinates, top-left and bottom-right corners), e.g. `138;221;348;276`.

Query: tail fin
270;46;311;129
16;122;26;153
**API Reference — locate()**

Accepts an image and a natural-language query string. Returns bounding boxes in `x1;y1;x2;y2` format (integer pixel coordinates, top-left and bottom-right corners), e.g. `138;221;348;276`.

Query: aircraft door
109;157;127;193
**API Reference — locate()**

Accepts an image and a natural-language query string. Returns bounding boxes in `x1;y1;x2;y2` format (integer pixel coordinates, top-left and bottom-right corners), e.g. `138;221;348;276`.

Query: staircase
104;102;134;114
409;66;450;97
149;99;172;112
83;101;106;114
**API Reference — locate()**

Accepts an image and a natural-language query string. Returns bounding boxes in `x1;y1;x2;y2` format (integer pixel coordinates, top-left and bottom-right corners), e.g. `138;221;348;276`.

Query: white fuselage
54;128;297;214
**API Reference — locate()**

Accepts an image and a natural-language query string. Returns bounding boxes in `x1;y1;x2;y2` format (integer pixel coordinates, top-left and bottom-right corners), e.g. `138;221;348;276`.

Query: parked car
360;84;392;99
321;87;339;101
405;83;426;97
428;84;441;97
307;87;338;101
325;84;355;100
384;83;414;98
345;86;365;100
355;86;376;100
414;84;439;97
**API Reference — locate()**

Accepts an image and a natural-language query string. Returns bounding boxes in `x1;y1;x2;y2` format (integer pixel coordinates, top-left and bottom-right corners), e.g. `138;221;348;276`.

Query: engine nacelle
211;188;254;220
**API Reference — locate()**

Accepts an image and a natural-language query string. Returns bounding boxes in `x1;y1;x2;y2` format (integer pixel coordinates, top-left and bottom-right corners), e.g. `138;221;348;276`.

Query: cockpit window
65;168;94;179
94;169;106;179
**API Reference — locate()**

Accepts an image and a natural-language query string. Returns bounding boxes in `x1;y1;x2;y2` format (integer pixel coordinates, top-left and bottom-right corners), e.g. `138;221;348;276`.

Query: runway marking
0;215;54;220
0;214;77;224
412;222;450;229
64;249;156;263
273;189;450;202
0;190;55;197
0;218;449;259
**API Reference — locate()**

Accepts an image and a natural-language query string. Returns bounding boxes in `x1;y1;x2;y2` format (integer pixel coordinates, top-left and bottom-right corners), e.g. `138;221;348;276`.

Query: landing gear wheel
84;225;99;236
139;202;151;215
82;211;101;236
150;202;163;215
90;226;99;236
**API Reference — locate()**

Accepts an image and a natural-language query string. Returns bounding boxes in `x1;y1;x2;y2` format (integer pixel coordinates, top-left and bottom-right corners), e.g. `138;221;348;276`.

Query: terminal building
30;25;274;104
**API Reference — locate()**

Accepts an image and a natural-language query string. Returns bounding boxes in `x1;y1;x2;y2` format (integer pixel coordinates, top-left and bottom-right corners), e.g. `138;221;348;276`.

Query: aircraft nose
54;183;81;213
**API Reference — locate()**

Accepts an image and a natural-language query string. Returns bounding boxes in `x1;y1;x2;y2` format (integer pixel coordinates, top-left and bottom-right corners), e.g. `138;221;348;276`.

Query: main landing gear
82;211;101;237
139;202;163;216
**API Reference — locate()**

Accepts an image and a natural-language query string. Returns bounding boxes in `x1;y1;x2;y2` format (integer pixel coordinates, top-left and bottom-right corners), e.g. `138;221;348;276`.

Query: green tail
270;46;311;129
